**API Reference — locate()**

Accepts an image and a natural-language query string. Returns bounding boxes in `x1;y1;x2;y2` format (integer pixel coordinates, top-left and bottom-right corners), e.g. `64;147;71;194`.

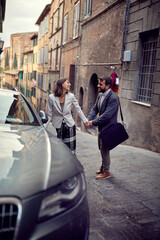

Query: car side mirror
39;110;48;123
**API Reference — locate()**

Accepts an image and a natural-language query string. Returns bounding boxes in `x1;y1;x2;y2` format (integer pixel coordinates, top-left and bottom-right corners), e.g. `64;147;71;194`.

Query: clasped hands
84;120;92;128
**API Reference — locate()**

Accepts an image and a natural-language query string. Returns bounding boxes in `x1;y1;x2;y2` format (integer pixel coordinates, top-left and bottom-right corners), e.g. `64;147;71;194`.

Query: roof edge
36;4;51;25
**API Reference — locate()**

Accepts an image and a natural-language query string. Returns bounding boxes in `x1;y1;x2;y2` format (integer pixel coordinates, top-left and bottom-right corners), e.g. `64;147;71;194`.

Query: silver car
0;88;89;240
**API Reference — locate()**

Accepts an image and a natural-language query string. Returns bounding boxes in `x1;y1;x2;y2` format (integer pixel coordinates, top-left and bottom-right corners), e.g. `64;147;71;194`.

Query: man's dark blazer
88;90;119;133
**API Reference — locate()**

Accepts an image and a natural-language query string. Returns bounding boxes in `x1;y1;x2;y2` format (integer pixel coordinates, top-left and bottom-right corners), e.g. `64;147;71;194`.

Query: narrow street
76;130;160;240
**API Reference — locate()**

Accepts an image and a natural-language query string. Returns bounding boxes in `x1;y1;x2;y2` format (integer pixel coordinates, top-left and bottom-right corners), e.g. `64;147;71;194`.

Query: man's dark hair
100;76;112;88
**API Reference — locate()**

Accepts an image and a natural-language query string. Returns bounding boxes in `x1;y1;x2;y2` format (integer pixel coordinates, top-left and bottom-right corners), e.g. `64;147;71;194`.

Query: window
85;0;92;17
40;74;43;88
38;50;41;64
45;16;49;33
73;1;80;39
136;29;159;104
40;48;44;64
63;14;68;44
33;38;37;46
43;75;47;91
19;72;23;80
44;46;48;64
33;53;35;64
38;16;48;39
31;87;36;97
69;64;75;92
0;93;38;125
49;50;52;67
33;71;37;80
38;74;43;89
51;15;54;33
55;45;59;69
26;89;31;98
38;74;40;87
57;7;61;29
49;83;51;92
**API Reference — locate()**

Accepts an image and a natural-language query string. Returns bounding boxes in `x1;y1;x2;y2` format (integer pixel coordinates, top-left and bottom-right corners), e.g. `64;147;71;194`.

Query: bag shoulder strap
119;99;124;123
104;92;125;124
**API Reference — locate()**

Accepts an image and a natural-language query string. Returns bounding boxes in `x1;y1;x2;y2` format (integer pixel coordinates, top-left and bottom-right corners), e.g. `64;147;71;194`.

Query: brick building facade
4;32;36;91
48;0;63;95
36;4;51;112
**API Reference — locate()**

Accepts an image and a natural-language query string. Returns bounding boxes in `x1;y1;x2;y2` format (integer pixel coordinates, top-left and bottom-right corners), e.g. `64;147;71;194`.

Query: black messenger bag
100;101;129;150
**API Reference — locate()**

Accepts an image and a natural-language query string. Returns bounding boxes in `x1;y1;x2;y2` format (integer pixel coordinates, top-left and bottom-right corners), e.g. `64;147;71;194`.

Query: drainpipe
121;0;130;62
59;0;65;78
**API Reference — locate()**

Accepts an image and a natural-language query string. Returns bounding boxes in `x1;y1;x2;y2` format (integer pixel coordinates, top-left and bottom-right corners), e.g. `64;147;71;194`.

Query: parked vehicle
0;88;89;240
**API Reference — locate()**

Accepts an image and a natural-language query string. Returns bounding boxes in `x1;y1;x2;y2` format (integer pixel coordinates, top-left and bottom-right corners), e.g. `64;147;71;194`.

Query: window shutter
40;48;44;64
85;0;92;17
63;14;68;44
38;50;40;64
58;7;60;28
44;46;48;63
73;1;80;39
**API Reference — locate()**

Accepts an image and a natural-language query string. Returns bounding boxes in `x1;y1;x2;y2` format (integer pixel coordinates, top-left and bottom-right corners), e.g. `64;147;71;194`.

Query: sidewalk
76;130;160;240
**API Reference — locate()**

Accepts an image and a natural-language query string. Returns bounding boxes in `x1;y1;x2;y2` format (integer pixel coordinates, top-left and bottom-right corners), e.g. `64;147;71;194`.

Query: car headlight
38;172;86;221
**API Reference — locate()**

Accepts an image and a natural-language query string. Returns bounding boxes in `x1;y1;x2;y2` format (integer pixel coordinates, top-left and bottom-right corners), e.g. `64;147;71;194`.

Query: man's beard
100;89;106;93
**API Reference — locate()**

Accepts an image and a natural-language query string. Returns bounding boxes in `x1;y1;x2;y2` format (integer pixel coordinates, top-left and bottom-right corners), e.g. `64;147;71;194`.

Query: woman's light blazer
46;93;88;128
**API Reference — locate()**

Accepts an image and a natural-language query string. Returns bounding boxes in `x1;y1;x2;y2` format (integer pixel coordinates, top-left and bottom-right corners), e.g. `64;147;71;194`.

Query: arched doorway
88;73;98;114
77;87;84;127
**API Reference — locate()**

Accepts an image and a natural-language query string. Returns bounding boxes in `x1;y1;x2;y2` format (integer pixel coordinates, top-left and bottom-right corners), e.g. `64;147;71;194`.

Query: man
87;76;119;179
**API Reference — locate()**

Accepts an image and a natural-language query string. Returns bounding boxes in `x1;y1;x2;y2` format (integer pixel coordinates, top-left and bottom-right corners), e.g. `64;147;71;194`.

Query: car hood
0;124;83;199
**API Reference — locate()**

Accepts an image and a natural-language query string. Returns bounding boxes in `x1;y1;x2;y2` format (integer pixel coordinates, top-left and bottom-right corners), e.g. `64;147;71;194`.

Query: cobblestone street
76;130;160;240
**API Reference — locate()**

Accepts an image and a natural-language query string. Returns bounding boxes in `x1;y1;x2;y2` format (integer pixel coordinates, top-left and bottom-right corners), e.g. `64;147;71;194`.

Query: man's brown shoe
96;172;110;179
96;168;103;174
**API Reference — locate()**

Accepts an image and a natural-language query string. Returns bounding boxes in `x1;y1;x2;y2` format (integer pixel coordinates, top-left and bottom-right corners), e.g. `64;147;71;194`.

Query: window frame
136;29;159;105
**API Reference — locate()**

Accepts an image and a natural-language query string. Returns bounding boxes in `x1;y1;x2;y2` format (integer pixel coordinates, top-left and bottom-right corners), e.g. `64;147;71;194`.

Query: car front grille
0;198;22;240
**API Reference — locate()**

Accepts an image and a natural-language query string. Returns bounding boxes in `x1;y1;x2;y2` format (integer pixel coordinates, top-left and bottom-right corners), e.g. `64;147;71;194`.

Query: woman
44;78;88;154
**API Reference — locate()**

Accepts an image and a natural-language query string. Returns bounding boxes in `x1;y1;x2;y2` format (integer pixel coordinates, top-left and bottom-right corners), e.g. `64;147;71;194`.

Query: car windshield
0;90;40;126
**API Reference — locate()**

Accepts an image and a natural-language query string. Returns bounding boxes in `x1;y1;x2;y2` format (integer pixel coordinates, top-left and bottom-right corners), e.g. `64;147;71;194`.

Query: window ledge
131;100;151;107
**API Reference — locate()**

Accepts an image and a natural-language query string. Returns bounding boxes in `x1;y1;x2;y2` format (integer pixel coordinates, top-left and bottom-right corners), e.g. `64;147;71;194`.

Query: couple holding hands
45;76;119;179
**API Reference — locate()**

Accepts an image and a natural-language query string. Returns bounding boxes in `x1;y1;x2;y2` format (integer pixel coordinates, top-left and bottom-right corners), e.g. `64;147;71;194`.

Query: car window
0;92;39;126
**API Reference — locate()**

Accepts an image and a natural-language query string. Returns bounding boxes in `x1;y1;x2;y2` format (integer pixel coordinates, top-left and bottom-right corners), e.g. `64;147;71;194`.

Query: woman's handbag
100;101;129;150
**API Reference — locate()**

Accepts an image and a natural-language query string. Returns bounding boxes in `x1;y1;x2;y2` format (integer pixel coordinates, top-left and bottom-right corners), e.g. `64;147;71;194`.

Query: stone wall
121;0;160;152
77;0;126;116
